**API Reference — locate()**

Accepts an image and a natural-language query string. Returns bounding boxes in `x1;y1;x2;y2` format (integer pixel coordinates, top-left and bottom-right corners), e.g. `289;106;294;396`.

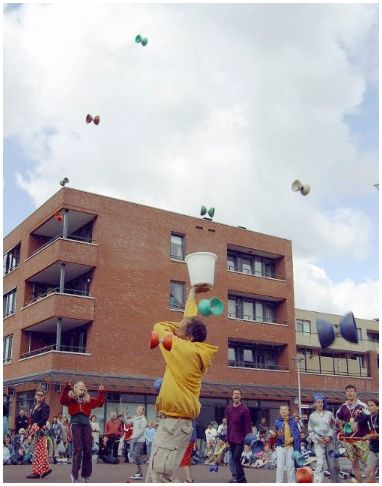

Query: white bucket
185;252;218;288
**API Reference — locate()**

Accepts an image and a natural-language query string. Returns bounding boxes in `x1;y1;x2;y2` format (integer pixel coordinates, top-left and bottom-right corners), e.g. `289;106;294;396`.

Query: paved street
3;461;355;483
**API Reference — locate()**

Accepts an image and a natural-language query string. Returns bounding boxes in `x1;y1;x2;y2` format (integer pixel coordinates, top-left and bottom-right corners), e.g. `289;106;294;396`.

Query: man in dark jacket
15;409;29;434
225;388;252;483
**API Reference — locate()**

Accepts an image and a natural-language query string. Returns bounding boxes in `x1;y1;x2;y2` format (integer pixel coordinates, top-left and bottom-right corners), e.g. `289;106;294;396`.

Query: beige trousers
145;417;192;483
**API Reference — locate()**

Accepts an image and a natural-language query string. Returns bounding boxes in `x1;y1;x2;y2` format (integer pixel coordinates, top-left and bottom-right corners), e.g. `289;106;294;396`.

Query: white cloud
294;259;379;320
4;4;379;316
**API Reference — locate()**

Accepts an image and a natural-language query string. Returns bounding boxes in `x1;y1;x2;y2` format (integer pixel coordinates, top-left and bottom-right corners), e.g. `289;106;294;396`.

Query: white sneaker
70;474;79;483
84;478;91;483
130;473;144;480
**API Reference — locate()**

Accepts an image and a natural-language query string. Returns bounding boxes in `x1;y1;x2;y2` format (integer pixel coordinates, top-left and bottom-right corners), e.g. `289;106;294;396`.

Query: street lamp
292;356;304;418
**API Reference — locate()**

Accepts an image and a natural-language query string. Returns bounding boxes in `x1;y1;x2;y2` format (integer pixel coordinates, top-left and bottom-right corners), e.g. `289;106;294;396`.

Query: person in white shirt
205;423;217;447
308;393;338;483
217;418;227;439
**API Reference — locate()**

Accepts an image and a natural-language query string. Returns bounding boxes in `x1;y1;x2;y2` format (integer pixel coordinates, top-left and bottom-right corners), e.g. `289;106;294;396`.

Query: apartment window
3;289;16;317
296;319;311;334
228;294;277;324
226;250;275;278
227;254;236;271
3;335;13;364
242;301;254;320
228;340;282;370
169;281;185;310
3;244;20;275
228;299;237;318
357;328;362;341
170;234;185;260
367;332;379;343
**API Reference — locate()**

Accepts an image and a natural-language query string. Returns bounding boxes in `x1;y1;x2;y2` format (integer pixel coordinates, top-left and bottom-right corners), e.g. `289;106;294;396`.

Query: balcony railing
301;366;370;378
228;313;287;325
24;287;91;307
20;344;87;360
227;265;286;281
29;233;95;258
228;360;289;371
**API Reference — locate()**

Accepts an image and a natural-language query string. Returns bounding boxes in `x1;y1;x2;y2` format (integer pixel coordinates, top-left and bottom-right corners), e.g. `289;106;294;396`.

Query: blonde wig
68;381;91;402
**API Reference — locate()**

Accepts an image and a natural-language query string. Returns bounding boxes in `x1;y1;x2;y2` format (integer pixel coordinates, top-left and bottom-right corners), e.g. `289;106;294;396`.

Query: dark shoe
41;469;52;478
26;474;40;479
237;480;247;483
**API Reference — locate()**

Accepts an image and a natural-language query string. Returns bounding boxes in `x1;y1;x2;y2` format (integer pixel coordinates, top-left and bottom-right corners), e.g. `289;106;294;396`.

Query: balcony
27;209;96;258
227;264;286;281
20;292;95;329
25;237;97;281
20;344;88;360
228;312;287;326
296;331;379;353
228;361;289;372
19;318;90;361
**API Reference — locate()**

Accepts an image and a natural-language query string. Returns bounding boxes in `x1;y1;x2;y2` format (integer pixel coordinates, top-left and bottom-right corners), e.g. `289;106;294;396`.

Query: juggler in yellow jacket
154;294;219;420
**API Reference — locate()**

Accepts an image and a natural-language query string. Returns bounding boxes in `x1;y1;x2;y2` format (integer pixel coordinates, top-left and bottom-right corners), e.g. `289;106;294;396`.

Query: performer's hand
99;385;104;391
193;284;210;294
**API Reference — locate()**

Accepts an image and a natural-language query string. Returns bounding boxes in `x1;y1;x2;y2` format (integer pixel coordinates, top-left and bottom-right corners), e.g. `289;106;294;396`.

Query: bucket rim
185;251;218;262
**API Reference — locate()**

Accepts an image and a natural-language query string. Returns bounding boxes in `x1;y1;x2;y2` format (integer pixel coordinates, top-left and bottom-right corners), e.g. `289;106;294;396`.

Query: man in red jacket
105;413;123;462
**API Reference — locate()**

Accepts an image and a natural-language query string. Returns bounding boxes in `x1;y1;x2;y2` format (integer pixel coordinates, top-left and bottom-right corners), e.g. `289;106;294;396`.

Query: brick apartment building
3;188;379;433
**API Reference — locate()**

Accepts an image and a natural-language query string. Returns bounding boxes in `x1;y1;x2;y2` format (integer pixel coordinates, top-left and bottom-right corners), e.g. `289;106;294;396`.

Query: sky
3;3;379;319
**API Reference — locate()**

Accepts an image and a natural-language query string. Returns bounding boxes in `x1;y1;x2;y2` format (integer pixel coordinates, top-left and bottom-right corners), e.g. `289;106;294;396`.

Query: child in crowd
240;444;253;467
251;443;272;468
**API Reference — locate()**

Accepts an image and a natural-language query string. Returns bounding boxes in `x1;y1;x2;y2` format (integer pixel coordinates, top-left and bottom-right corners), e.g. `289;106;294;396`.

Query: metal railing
228;360;289;371
227;265;286;281
20;344;87;360
24;288;91;307
302;367;370;378
28;233;95;258
228;312;287;325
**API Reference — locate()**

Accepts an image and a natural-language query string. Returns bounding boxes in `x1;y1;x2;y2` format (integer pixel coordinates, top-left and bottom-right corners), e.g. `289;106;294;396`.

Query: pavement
3;460;356;483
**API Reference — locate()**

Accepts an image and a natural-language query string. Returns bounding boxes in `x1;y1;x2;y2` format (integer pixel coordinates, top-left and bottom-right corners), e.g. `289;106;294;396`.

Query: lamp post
292;356;304;418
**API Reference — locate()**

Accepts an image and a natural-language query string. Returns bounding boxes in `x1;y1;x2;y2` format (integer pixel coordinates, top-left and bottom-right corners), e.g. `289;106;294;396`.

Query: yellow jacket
154;297;219;419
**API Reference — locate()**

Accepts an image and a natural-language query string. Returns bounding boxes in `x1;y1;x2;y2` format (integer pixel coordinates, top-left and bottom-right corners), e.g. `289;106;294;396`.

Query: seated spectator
97;435;119;464
3;436;16;464
14;446;31;465
217;418;227;440
205;439;229;465
251;443;271;468
190;443;204;465
22;437;33;464
3;440;12;465
12;427;27;451
205;422;217;448
240;444;253;467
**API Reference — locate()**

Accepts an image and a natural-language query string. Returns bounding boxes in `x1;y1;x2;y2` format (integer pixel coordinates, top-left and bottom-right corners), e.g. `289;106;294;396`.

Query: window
228;294;278;324
367;333;379;343
3;335;13;363
357;328;362;341
296;319;311;334
3;289;16;317
170;234;185;260
3;244;20;275
169;281;185;310
228;340;282;369
242;301;254;320
227;254;236;271
228;299;237;318
226;250;275;278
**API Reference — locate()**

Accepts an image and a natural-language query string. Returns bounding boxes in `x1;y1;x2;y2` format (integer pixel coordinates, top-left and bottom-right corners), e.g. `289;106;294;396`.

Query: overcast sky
3;3;379;319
